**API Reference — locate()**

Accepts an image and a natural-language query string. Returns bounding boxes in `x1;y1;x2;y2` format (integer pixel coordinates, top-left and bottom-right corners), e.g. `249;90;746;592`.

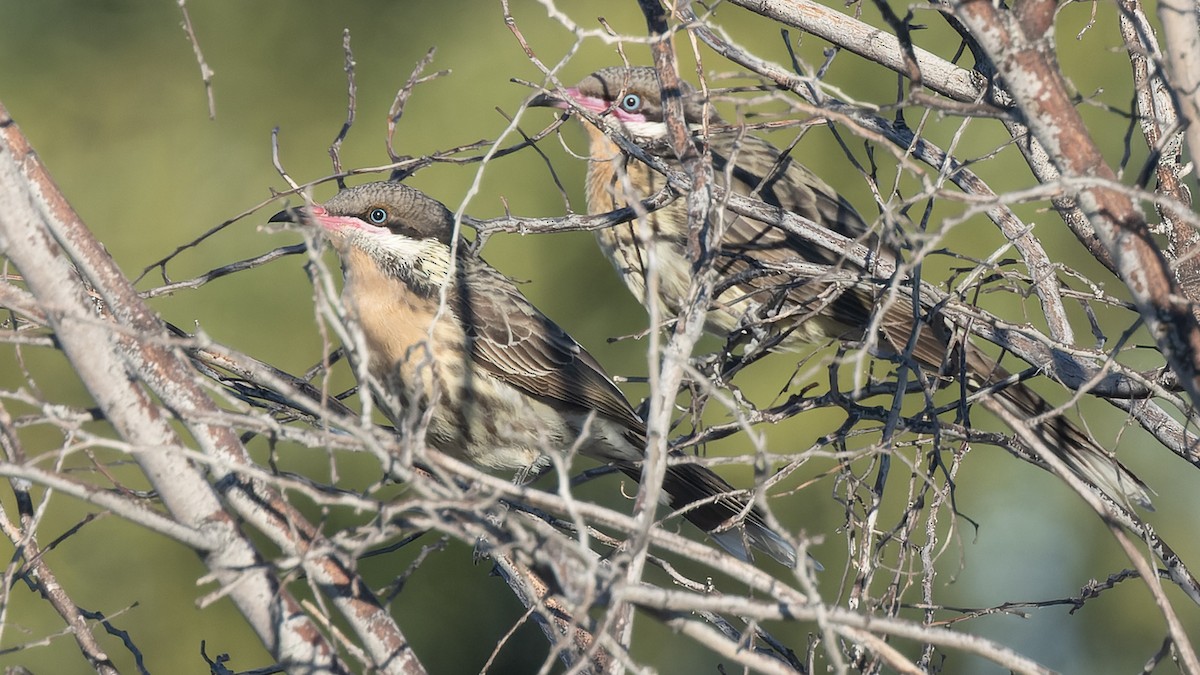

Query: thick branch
0;100;414;675
951;0;1200;406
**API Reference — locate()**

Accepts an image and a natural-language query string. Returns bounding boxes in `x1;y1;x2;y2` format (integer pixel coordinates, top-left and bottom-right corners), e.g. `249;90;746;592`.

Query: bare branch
177;0;215;119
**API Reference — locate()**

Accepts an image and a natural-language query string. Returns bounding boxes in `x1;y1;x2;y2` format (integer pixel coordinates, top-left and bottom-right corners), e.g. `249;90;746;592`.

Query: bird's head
531;66;715;146
270;182;456;245
269;181;458;287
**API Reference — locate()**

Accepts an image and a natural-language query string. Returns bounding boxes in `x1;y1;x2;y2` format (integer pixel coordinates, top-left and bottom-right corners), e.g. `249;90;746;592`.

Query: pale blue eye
620;93;641;111
367;208;387;224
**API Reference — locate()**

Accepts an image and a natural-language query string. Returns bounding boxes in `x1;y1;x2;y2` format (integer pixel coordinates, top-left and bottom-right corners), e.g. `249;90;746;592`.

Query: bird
269;181;799;566
530;65;1152;510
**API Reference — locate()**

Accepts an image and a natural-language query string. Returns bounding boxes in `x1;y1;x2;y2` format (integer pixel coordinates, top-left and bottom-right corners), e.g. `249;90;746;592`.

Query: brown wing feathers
460;261;647;432
456;257;797;563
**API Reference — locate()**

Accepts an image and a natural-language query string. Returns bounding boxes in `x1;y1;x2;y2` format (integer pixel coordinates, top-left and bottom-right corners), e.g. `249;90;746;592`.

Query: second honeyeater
531;65;1150;510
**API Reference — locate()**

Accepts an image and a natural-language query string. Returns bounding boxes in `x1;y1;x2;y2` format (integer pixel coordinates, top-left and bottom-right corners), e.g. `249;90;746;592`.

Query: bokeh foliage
0;1;1195;673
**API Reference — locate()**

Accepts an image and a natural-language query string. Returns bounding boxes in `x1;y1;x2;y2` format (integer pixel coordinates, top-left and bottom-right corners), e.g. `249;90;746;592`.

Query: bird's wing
709;135;887;265
710;137;974;370
455;258;647;434
684;135;884;336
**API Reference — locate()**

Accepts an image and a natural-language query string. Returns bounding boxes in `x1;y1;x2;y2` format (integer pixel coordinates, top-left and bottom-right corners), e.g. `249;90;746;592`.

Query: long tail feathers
988;373;1153;510
963;344;1153;510
620;460;809;568
878;301;1151;510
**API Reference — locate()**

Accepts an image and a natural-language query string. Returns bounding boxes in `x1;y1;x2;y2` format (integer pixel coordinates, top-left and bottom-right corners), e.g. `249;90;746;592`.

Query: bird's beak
268;207;301;224
268;204;326;225
529;91;569;110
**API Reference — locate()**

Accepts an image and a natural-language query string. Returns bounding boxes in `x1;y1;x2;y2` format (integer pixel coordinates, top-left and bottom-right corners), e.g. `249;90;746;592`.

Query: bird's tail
875;296;1150;509
620;458;806;568
962;344;1153;510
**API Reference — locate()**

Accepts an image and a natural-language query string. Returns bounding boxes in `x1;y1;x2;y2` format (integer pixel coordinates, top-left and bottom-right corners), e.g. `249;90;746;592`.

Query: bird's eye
367;208;388;224
619;93;642;112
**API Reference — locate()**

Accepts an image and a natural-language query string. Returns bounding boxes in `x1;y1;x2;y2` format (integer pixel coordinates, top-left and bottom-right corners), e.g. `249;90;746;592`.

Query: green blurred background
0;1;1196;673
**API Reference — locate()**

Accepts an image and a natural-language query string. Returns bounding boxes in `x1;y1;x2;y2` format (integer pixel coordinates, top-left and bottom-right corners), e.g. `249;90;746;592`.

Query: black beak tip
268;207;299;224
529;92;563;109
